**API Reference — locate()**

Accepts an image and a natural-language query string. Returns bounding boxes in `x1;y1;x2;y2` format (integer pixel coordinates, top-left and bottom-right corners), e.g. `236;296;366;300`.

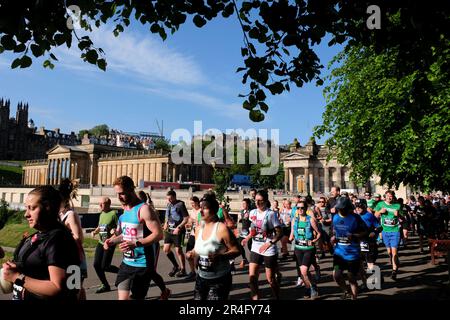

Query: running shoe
303;287;311;299
176;269;187;277
159;288;171;300
310;286;319;300
276;271;283;285
296;277;304;288
95;285;111;294
391;270;397;281
169;266;180;277
340;291;350;300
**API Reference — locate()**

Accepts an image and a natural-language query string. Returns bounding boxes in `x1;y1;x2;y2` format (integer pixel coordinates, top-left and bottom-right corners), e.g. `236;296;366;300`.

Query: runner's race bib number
360;241;370;252
99;225;108;242
384;218;398;227
295;239;308;246
198;256;213;272
124;250;135;260
253;233;265;242
337;236;351;245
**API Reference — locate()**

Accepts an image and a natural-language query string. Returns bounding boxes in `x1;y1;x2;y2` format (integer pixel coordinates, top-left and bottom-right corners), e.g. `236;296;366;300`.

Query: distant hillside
0;161;23;185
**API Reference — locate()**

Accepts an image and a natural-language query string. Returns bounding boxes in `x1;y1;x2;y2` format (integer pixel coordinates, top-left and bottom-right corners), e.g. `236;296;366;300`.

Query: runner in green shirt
91;197;118;293
375;190;402;280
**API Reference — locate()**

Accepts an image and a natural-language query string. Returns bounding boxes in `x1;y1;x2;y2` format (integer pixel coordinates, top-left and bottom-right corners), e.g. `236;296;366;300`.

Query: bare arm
217;223;240;260
65;212;84;243
310;218;322;243
3;262;67;298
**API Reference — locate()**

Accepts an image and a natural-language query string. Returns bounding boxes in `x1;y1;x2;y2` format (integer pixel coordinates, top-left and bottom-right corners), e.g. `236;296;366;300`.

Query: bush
6;210;25;225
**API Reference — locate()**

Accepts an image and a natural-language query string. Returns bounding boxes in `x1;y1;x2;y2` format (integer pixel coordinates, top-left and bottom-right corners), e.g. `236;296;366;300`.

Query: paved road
1;234;449;300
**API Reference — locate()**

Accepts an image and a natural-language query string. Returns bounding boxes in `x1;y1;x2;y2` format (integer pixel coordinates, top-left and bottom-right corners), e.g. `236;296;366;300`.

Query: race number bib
360;241;370;252
383;218;398;227
198;255;213;272
123;250;135;260
253;232;265;242
337;236;351;245
99;225;108;242
295;239;308;246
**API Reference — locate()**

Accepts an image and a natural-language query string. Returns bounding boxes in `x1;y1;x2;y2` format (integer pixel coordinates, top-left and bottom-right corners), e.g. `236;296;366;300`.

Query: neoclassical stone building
23;140;217;187
282;138;366;195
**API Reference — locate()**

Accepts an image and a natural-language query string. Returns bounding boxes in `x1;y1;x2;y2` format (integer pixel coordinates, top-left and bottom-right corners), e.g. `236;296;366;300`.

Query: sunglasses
318;201;325;203
297;207;306;209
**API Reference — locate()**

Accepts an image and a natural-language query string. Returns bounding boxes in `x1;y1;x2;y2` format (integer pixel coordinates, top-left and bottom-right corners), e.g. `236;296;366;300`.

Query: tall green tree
1;1;447;121
90;124;110;137
314;40;450;192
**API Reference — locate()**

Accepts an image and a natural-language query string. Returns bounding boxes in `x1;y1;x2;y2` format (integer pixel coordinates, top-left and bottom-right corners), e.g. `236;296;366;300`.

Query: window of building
20;193;24;203
1;193;5;201
81;195;90;208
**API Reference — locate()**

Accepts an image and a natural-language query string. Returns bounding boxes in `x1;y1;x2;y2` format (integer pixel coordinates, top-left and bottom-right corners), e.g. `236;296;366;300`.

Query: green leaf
193;15;207;28
267;82;284;95
20;55;32;68
85;50;98;64
49;53;58;61
255;89;266;101
0;45;4;53
249;109;264;122
97;58;107;71
259;102;269;112
13;43;26;53
236;67;246;73
11;58;22;69
1;35;16;50
150;23;160;33
159;28;167;41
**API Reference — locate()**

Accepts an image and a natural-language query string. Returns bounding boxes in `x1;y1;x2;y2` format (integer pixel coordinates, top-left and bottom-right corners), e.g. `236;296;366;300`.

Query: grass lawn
0;223;100;251
0;164;23;184
0;251;13;264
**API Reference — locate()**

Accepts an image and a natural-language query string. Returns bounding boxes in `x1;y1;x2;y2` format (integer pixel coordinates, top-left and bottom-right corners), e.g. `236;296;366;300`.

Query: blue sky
0;15;342;146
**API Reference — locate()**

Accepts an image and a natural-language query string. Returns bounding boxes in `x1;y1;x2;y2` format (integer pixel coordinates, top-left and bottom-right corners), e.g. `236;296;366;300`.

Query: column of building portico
309;167;314;195
304;167;309;195
55;159;61;185
324;167;330;194
157;163;162;182
313;167;319;194
336;166;343;188
172;166;177;183
284;168;289;192
288;168;294;193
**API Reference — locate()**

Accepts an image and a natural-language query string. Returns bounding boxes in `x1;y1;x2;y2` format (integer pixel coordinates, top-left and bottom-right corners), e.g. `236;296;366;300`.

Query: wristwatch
14;274;25;287
135;241;143;247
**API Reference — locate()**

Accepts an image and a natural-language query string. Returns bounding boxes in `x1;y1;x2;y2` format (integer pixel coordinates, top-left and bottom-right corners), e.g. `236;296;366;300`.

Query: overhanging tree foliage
0;1;448;121
314;40;450;192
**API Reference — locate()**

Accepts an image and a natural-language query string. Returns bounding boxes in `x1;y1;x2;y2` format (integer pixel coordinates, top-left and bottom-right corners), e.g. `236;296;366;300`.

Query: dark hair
385;190;395;197
332;186;341;192
397;198;404;205
138;191;148;202
167;190;176;197
242;198;251;208
256;190;270;208
190;196;200;204
113;176;135;191
29;186;62;225
201;193;219;220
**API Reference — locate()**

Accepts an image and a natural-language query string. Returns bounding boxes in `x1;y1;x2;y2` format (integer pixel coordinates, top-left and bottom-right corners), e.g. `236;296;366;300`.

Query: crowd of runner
1;180;449;300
